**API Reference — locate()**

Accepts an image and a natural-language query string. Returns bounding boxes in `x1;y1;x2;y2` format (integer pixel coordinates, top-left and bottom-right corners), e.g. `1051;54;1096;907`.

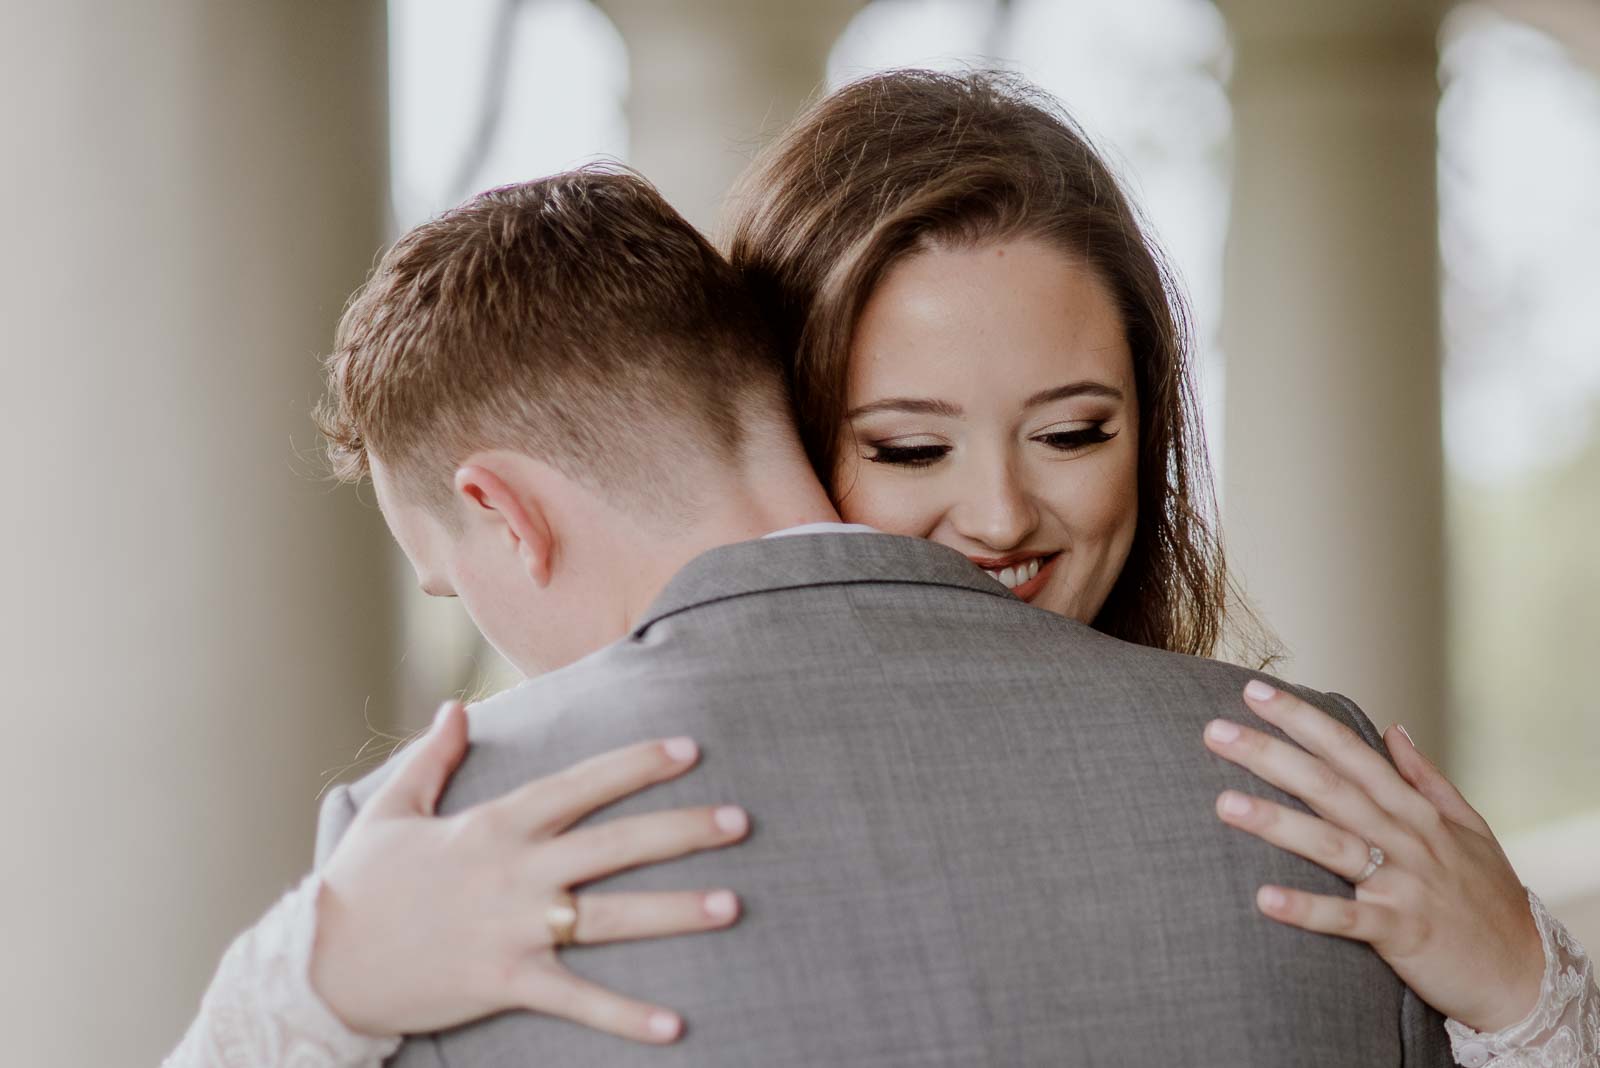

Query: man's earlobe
453;463;555;587
516;500;555;588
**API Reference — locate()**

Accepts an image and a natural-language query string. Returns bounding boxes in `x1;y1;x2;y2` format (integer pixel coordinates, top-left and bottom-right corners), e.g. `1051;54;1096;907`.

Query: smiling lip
969;551;1060;604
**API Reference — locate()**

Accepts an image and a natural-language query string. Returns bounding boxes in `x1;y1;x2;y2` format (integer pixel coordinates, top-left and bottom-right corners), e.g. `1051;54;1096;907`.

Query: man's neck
613;458;841;632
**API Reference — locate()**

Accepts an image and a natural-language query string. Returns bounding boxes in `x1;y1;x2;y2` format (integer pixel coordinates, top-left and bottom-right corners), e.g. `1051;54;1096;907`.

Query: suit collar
632;532;1014;637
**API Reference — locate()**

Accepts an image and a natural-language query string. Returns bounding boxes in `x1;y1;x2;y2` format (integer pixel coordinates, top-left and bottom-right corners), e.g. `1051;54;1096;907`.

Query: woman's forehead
848;239;1132;404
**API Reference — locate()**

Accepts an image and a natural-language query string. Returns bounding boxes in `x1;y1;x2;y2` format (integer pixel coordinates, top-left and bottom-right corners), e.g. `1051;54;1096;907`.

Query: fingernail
1206;719;1241;744
433;701;453;726
714;806;748;834
1394;724;1415;747
663;737;697;762
703;890;738;921
647;1011;681;1040
1259;886;1287;911
1219;791;1252;817
1244;679;1277;702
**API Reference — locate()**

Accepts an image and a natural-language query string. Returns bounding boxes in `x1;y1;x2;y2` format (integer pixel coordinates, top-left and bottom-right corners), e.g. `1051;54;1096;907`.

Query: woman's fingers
365;701;470;819
516;965;684;1044
1241;682;1440;831
1383;725;1494;837
571;889;742;945
541;804;750;887
493;736;702;837
1254;884;1413;950
1216;791;1376;882
1203;718;1415;859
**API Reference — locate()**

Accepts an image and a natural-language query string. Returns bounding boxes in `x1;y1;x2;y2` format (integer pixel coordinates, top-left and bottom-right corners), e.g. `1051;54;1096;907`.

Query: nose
949;451;1040;551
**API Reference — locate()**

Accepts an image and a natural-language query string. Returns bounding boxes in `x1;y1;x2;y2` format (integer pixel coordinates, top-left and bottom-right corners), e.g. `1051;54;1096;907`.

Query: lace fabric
163;872;400;1068
1446;890;1600;1068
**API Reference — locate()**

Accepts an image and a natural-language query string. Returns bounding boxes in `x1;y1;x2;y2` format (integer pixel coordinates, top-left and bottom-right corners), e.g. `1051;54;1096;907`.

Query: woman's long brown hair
725;69;1261;661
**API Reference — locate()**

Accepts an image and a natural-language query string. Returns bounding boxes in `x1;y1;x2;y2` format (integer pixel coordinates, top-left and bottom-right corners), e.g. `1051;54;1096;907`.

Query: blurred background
8;0;1597;1063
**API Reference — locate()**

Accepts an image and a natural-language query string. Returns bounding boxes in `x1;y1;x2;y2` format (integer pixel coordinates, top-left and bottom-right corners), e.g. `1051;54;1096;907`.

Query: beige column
6;4;393;1064
1214;2;1449;754
595;0;863;232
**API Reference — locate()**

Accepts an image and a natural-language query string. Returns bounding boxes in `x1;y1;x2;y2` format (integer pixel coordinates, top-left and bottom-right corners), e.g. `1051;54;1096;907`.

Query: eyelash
866;425;1117;468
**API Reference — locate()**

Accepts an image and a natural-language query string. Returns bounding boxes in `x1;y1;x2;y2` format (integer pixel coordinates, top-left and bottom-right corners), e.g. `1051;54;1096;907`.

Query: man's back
321;533;1449;1066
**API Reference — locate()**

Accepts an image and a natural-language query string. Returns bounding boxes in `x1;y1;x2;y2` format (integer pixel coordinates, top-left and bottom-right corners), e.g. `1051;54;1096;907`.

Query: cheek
1042;444;1140;605
1043;445;1136;532
1100;451;1141;558
1105;444;1141;554
830;455;945;536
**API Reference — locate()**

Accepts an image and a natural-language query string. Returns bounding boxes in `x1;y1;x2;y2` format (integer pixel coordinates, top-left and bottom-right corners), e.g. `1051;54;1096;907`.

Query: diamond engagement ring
1352;844;1385;884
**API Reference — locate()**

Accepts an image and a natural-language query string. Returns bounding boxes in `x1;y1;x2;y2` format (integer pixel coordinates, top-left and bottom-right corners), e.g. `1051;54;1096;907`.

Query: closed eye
865;442;951;468
1034;425;1116;454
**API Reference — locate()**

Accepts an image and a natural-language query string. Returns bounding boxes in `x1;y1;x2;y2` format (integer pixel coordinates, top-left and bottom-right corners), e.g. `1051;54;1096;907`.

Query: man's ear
452;461;555;587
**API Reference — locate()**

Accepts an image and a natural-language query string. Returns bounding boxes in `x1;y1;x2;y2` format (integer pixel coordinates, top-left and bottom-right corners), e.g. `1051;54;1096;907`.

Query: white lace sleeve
163;871;402;1068
1445;889;1600;1067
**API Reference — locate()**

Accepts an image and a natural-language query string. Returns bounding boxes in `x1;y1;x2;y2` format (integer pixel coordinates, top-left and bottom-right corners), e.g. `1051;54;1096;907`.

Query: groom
314;167;1451;1065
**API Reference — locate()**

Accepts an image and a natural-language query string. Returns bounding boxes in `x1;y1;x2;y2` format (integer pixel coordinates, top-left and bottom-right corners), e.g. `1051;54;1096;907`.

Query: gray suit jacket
316;533;1452;1067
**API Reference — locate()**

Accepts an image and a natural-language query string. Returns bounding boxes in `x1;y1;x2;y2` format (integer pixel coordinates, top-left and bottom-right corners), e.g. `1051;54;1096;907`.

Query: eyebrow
1024;382;1123;407
846;381;1123;420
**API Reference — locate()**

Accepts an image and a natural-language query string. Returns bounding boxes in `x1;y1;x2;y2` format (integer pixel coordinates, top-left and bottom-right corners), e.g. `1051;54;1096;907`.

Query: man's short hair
317;166;785;523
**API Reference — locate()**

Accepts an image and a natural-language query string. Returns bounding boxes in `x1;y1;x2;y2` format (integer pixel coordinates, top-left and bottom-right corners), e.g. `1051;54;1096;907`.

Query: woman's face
833;237;1140;623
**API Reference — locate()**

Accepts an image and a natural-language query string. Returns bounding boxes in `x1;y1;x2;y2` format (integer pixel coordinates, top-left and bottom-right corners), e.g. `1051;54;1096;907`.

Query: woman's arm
164;701;748;1067
163;870;399;1068
1203;681;1598;1065
1442;890;1597;1068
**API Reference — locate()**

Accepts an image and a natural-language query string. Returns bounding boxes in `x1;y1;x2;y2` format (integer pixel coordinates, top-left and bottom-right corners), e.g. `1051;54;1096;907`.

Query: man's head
318;167;828;674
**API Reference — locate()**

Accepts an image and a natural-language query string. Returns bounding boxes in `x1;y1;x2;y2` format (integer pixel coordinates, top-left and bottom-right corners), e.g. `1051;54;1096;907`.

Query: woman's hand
1203;680;1544;1033
312;701;750;1044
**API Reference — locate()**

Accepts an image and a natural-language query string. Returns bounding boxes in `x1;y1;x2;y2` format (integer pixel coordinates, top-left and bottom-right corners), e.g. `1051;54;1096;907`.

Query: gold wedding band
546;890;579;948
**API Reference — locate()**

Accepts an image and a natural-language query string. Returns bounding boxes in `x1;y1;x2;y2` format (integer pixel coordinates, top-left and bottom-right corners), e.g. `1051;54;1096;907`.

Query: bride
167;70;1597;1067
